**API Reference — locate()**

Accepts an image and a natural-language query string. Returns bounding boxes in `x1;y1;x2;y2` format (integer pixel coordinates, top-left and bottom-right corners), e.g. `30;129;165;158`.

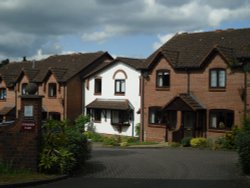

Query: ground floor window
93;109;102;122
148;106;164;125
49;112;61;121
111;110;129;125
209;109;234;130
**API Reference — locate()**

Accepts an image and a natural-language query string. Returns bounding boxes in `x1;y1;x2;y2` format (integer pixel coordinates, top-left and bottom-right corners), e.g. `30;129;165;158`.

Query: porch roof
0;106;15;115
86;99;134;110
162;93;205;111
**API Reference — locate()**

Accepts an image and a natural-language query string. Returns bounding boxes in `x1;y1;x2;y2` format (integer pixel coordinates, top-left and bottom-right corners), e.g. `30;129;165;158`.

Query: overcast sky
0;0;250;61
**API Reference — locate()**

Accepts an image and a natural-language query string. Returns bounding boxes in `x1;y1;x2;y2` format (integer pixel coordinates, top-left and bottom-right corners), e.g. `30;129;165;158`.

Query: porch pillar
168;111;182;143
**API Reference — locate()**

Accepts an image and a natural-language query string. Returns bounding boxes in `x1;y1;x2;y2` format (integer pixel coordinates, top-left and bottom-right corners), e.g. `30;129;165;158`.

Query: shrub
103;136;119;146
190;137;208;148
181;137;192;147
217;127;240;150
39;115;90;175
170;142;181;148
84;131;104;142
135;123;140;137
235;119;250;174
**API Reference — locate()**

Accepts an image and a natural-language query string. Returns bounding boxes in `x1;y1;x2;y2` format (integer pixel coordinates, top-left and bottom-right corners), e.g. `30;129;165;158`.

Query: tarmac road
32;147;250;188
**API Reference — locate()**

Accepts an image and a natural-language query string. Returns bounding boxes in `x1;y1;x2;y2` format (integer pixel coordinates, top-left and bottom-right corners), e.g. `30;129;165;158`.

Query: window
210;69;226;88
48;83;57;97
49;112;61;121
115;79;125;94
148;106;164;125
209;109;234;130
22;83;28;95
0;88;6;100
111;110;129;125
156;70;170;88
93;109;102;122
94;78;102;94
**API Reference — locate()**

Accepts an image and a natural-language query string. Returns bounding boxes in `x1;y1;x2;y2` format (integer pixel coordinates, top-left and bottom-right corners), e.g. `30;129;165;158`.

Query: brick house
0;52;113;122
84;57;145;136
141;28;250;142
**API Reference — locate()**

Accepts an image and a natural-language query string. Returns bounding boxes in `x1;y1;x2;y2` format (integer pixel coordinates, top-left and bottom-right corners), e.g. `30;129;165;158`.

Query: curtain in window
121;80;125;92
219;70;225;87
211;71;217;87
157;72;163;87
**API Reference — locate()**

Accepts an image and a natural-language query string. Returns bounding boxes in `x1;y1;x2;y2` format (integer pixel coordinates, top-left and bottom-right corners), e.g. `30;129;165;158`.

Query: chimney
23;56;27;61
32;60;36;69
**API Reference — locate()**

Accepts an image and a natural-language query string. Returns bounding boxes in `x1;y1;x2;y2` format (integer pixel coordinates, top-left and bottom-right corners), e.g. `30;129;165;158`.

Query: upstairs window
22;83;28;95
0;88;6;100
156;70;170;88
115;79;125;94
210;69;226;89
48;83;57;97
94;78;102;95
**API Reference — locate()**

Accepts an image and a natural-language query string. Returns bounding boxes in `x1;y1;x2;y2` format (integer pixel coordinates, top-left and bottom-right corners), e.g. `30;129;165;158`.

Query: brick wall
0;96;42;171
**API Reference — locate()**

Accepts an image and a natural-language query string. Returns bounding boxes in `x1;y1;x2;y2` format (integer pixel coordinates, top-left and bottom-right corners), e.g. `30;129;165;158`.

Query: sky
0;0;250;62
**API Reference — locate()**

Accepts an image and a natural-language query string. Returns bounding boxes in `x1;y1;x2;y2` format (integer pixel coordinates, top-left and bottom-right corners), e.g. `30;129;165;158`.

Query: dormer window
115;79;125;94
210;69;226;89
22;83;28;95
48;83;57;97
0;88;6;100
156;70;170;88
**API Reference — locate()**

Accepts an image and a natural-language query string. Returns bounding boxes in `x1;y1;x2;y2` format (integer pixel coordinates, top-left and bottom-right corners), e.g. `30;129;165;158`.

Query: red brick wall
66;75;82;121
0;96;42;171
143;53;249;142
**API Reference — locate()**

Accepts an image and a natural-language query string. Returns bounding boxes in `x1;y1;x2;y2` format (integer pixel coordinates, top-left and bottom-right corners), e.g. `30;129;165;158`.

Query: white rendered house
84;57;145;136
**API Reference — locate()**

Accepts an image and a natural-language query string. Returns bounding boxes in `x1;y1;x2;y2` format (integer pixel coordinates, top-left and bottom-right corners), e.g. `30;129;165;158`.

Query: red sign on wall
21;122;36;130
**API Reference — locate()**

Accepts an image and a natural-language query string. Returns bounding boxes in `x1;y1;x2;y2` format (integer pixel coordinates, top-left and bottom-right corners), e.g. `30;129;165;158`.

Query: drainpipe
82;80;85;115
243;62;248;122
186;68;190;94
141;71;147;142
63;84;66;119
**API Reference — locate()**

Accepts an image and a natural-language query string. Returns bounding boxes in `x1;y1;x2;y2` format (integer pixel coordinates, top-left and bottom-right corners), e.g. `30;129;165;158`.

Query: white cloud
0;0;249;59
153;33;175;50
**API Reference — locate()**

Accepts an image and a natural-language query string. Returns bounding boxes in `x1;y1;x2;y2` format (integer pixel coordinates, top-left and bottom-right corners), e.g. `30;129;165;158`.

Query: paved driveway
83;147;242;180
33;146;250;188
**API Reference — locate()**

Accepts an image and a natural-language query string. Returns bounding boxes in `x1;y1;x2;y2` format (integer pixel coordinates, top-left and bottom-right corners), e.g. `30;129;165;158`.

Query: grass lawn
0;173;58;185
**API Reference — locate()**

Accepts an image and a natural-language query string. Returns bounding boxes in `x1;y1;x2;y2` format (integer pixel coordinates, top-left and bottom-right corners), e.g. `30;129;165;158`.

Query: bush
39;115;91;175
235;119;250;174
170;142;181;148
181;137;192;147
214;127;239;150
135;123;140;137
84;131;104;142
190;137;208;148
103;136;119;146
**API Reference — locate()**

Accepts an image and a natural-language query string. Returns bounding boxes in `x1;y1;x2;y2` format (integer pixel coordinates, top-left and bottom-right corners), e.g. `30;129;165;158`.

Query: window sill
94;120;101;123
48;96;57;99
209;88;226;92
111;123;130;126
208;128;231;133
94;93;102;96
114;93;125;96
0;99;6;102
148;124;166;128
156;87;170;91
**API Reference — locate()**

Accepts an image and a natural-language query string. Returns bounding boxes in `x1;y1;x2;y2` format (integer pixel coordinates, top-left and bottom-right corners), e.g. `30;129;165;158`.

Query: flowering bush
190;137;208;148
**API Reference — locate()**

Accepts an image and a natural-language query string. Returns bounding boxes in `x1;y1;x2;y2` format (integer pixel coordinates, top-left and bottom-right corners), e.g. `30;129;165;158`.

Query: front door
182;111;195;138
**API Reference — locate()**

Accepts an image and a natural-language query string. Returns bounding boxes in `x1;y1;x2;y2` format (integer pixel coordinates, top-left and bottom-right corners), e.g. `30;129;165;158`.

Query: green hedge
236;119;250;174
